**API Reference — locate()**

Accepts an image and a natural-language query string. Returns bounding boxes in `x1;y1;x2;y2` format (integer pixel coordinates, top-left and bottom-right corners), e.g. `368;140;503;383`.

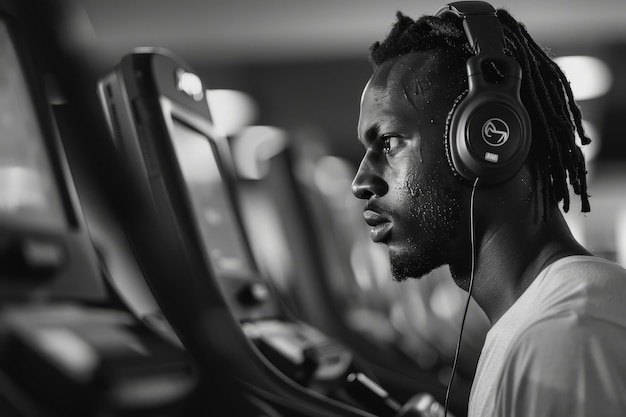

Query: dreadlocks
370;10;591;220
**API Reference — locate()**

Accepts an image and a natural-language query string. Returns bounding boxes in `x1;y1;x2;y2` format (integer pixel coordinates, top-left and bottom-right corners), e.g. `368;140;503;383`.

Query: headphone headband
436;1;496;16
436;1;505;54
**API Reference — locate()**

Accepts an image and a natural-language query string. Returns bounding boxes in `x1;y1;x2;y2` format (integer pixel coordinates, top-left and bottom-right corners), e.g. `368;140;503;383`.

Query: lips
363;209;392;242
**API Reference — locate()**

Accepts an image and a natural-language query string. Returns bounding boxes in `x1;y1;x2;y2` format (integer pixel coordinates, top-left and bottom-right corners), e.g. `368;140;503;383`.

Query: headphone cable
444;176;480;417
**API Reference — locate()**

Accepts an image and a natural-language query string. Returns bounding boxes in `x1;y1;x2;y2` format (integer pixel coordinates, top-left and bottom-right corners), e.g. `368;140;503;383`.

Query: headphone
437;1;531;184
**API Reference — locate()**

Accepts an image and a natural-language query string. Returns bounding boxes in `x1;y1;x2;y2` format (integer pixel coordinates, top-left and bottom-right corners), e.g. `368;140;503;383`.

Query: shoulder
542;255;626;282
535;256;626;316
494;312;626;417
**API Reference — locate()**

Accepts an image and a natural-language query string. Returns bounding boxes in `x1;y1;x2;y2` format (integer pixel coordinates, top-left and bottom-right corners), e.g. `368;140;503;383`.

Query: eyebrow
362;123;380;145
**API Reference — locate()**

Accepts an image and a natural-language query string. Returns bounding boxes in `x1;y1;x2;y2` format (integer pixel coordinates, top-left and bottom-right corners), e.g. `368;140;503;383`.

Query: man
351;2;626;416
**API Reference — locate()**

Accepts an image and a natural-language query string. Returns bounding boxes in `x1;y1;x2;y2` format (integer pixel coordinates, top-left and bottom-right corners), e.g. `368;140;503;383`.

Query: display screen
0;21;66;229
170;119;254;278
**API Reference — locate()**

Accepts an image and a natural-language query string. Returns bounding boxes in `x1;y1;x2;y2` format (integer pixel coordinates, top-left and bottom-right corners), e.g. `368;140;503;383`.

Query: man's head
352;7;590;282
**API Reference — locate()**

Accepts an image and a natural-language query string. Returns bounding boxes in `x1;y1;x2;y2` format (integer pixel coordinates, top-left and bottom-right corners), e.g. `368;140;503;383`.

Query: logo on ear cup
482;118;510;147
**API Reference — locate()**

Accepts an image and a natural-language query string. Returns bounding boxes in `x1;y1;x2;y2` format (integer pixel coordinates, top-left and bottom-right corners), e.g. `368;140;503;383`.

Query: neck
452;205;591;325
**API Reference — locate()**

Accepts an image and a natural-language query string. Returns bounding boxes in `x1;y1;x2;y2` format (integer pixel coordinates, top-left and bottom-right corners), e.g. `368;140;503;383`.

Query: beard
389;246;444;282
386;184;464;282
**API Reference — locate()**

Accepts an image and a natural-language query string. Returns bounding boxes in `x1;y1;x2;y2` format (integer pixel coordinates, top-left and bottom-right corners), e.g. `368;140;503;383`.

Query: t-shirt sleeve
493;313;626;417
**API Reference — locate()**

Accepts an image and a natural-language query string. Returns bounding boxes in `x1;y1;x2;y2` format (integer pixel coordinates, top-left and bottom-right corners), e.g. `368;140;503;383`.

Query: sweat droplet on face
406;183;419;197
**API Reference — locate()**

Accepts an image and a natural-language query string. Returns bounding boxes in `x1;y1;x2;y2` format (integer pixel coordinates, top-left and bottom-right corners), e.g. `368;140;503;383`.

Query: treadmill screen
170;119;254;278
0;21;66;229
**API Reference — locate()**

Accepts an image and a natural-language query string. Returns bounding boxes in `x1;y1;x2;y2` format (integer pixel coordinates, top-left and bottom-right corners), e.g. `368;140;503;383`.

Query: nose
351;157;388;200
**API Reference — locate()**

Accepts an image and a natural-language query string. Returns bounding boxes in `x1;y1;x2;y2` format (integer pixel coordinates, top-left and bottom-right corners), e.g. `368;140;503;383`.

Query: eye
382;135;402;154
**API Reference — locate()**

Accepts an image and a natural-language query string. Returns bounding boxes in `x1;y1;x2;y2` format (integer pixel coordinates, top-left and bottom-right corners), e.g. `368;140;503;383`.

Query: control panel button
237;282;270;306
1;236;67;278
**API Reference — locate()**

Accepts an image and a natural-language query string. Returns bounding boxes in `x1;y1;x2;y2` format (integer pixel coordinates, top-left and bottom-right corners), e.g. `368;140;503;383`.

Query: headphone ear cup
445;78;531;184
445;90;471;183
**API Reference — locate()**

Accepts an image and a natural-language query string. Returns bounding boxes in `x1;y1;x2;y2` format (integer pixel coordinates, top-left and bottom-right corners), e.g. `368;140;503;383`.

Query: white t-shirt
468;255;626;417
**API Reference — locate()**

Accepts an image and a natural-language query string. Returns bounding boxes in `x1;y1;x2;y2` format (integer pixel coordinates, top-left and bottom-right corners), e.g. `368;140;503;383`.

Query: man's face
352;52;468;281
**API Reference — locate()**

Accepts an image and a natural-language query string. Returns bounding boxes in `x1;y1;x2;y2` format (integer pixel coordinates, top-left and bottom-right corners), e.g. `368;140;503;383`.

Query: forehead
367;52;440;97
358;52;464;136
